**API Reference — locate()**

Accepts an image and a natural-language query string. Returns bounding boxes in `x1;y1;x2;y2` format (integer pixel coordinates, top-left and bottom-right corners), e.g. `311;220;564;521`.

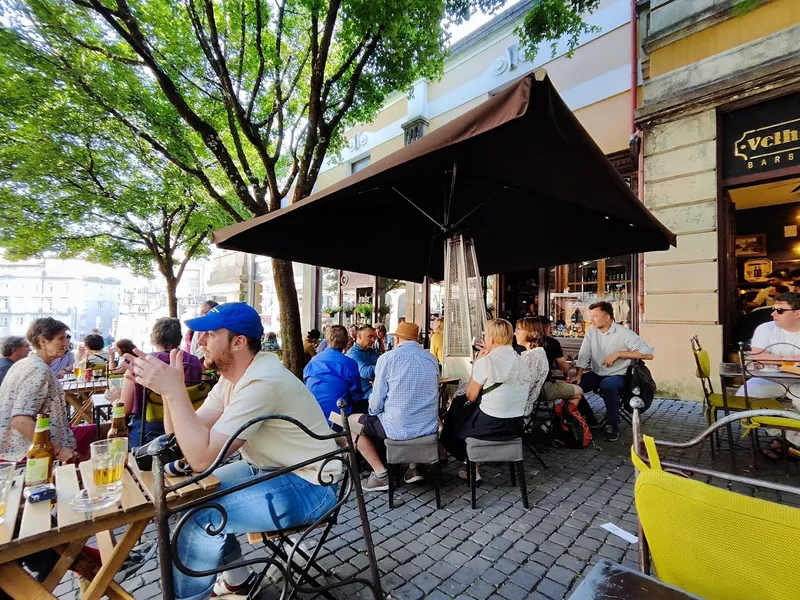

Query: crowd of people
14;292;800;600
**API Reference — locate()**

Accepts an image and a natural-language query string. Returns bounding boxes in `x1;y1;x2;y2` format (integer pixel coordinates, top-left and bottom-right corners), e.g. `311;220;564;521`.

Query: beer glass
0;463;16;523
90;438;127;502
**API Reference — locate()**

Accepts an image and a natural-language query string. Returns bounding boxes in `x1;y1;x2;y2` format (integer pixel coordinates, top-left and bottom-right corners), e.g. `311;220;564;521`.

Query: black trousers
440;395;523;462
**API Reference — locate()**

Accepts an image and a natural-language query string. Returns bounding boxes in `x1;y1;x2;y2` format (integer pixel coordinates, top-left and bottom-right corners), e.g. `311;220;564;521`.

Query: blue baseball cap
185;302;264;339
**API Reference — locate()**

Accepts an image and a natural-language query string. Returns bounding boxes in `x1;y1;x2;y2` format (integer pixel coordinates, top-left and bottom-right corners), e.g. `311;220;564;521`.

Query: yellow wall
649;0;800;78
349;98;408;135
573;92;632;154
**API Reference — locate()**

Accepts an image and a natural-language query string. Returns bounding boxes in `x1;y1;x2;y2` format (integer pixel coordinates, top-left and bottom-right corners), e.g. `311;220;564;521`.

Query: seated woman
440;318;532;482
121;318;202;446
514;318;550;416
82;333;109;371
111;338;136;375
261;331;281;353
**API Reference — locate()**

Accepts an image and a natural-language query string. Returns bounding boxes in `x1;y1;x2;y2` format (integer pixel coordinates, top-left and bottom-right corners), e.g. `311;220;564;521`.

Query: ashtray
70;488;121;512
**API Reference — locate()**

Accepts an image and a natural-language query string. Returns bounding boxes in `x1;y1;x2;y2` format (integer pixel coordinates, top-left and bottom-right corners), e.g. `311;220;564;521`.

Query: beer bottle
25;414;55;487
107;401;129;440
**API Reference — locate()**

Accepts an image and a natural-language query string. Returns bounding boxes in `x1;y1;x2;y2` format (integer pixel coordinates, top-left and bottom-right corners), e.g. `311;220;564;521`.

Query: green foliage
517;0;600;62
0;33;226;284
355;303;373;316
732;0;760;17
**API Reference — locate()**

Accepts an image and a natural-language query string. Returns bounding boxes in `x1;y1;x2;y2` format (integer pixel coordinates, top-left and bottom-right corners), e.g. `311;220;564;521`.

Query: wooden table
719;362;800;471
62;379;109;426
0;456;219;600
570;559;703;599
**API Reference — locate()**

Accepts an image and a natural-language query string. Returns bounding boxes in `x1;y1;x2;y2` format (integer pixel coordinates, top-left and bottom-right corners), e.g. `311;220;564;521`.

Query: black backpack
622;359;657;413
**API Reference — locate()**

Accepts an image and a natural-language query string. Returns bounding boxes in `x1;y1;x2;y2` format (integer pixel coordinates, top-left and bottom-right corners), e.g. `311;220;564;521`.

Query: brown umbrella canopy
214;70;676;282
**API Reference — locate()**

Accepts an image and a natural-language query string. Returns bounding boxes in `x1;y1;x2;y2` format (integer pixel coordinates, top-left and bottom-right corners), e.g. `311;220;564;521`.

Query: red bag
553;400;592;448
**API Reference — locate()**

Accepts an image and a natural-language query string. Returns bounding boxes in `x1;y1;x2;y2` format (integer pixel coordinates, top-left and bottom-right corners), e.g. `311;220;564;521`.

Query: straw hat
393;322;420;341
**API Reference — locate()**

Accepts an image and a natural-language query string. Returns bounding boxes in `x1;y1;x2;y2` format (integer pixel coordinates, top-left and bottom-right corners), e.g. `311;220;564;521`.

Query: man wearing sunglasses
739;292;800;458
749;293;800;363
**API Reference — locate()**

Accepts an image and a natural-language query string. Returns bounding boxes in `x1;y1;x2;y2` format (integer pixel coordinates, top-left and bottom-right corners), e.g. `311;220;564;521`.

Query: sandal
761;440;785;462
457;469;482;485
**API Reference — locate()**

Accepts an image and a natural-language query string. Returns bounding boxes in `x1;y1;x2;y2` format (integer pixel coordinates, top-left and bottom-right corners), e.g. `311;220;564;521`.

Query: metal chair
630;396;800;599
148;401;383;600
385;434;442;509
738;341;800;474
691;336;782;459
465;437;529;510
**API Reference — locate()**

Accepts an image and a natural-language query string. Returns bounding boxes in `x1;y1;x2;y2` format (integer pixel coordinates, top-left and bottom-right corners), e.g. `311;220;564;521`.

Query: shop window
350;156;370;174
548;256;634;338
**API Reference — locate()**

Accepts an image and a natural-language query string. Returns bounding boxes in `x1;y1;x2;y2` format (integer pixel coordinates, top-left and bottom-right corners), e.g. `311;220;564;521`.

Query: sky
449;1;522;43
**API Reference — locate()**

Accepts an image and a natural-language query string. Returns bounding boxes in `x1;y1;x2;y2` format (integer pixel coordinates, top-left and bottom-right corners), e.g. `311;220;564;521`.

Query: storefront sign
721;92;800;180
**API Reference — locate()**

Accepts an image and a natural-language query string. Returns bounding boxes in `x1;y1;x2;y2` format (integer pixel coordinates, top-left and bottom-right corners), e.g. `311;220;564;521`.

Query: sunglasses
772;308;797;314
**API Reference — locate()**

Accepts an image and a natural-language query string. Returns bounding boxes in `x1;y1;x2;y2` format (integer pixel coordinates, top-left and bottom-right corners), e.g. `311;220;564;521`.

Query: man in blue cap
125;302;341;600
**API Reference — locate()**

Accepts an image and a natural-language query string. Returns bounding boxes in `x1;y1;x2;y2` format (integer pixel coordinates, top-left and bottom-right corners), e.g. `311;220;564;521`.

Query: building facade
637;0;800;397
0;259;121;340
305;0;643;356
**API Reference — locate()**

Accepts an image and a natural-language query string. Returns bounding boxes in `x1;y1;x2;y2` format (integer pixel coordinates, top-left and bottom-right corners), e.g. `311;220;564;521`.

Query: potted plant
356;303;374;321
342;303;355;319
323;306;340;317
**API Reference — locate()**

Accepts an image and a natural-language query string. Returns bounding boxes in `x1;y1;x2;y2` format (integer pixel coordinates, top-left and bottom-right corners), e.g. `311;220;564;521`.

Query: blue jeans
578;373;627;426
173;461;338;600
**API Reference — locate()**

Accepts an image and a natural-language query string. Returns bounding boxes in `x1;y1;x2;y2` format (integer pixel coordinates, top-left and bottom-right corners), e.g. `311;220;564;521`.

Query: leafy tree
0;0;638;374
0;48;226;316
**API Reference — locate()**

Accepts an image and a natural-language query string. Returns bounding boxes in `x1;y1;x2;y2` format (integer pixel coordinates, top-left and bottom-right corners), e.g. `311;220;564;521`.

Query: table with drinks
62;371;110;426
0;414;219;599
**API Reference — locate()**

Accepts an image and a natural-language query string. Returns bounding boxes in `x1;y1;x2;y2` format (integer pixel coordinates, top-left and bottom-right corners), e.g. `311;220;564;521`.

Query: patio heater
442;235;487;381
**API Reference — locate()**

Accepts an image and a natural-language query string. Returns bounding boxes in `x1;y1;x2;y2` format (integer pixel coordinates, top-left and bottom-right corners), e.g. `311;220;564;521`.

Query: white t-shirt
471;345;531;419
751;322;800;358
205;353;340;484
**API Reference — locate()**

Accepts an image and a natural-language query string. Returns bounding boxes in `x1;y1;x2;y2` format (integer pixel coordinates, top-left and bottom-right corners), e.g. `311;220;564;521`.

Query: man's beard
204;347;234;373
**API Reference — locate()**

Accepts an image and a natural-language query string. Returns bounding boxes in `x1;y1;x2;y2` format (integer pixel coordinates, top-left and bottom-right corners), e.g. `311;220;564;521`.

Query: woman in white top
515;318;550;416
440;319;532;481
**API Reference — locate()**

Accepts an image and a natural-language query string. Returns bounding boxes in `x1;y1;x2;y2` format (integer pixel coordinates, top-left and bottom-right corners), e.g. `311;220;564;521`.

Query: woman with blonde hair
440;318;532;482
430;317;444;364
514;318;550;416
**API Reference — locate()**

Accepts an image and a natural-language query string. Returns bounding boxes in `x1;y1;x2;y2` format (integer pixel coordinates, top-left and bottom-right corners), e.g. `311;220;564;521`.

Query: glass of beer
0;462;16;523
90;438;127;505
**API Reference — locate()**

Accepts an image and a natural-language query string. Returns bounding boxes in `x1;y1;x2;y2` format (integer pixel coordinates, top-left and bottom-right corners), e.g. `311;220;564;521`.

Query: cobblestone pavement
54;396;800;600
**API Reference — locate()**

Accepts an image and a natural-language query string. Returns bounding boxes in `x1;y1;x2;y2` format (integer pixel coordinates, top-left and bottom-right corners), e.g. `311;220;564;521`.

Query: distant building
115;261;212;350
0;259;121;340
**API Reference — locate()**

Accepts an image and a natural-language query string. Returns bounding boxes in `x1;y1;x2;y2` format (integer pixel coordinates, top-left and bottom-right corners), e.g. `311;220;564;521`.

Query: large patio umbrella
214;70;676;282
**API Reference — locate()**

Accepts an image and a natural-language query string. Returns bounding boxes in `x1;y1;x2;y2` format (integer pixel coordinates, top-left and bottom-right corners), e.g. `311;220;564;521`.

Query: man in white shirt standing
127;302;340;600
568;301;654;442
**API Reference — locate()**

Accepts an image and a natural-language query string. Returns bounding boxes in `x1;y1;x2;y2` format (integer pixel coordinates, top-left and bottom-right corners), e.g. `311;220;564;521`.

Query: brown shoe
403;466;423;484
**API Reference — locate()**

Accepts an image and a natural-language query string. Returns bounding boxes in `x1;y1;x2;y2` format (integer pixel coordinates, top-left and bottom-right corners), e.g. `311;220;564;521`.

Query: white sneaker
211;572;263;599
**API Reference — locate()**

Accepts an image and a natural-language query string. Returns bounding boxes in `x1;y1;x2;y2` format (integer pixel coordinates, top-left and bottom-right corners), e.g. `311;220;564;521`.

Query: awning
214;70;676;282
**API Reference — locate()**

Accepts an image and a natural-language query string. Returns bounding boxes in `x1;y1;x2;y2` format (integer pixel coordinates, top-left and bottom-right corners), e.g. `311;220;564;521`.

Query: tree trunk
165;275;179;318
273;258;304;378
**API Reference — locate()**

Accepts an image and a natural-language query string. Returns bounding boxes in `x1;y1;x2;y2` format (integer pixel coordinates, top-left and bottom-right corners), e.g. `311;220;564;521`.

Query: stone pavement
53;396;800;600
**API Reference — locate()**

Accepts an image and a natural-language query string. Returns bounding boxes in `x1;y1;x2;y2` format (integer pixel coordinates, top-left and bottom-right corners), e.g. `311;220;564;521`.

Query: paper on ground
600;522;638;544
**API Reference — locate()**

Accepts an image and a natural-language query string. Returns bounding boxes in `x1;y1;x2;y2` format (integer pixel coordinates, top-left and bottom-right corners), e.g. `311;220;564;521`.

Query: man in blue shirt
352;322;440;492
346;325;378;397
304;325;365;425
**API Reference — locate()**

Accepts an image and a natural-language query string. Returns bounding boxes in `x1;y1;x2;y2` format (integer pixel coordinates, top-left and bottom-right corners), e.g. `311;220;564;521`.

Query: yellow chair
690;336;782;426
630;406;800;600
139;381;213;446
